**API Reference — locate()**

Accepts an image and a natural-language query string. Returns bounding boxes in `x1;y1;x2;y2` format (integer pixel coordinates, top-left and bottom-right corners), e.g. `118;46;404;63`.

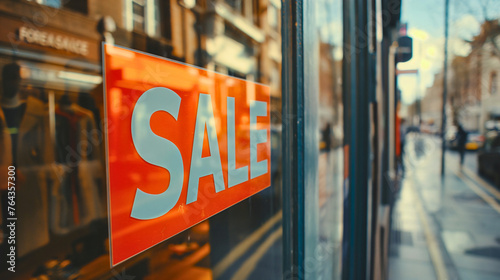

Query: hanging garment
1;96;56;258
51;102;104;234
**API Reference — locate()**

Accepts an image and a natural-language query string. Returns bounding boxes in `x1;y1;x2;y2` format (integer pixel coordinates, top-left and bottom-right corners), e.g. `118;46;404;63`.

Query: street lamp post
441;0;450;177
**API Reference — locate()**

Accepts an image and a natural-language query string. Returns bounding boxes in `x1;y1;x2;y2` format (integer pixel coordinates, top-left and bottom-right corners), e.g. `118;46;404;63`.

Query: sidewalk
388;175;439;279
389;135;500;280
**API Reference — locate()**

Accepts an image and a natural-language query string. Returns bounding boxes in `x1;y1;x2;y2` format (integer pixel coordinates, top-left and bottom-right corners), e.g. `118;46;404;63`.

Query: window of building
225;0;259;25
126;0;160;37
268;4;278;29
226;0;243;13
64;0;89;14
132;0;146;32
159;0;172;40
251;0;260;25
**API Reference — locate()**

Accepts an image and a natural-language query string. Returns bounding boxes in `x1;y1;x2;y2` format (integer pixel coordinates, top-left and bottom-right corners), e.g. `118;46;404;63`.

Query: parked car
446;130;484;150
478;131;500;187
465;132;485;150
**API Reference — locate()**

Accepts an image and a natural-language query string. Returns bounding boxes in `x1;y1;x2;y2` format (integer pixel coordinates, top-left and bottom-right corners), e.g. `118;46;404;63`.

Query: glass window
132;0;146;32
252;0;260;25
268;4;277;30
126;0;159;37
226;0;243;13
302;0;344;279
225;0;259;25
0;1;282;279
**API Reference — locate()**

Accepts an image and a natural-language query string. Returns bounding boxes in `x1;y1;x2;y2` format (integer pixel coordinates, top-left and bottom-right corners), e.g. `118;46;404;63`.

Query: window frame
125;0;160;37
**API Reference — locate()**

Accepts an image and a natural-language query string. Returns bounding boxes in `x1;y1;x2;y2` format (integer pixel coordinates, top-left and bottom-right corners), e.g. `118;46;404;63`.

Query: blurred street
389;133;500;280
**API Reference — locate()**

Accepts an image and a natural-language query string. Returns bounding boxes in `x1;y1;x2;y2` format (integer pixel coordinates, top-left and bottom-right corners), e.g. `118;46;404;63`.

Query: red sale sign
103;44;271;266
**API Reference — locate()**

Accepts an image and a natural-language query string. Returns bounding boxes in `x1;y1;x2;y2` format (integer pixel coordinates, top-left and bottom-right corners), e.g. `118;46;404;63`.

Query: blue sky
398;0;500;105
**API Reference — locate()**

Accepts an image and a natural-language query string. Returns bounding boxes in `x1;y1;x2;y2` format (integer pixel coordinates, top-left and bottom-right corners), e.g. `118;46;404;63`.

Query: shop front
0;0;402;279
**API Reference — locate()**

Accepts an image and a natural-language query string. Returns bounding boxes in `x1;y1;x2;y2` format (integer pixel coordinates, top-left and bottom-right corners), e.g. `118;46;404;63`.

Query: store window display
0;61;108;276
1;62;54;257
52;91;105;234
0;0;283;278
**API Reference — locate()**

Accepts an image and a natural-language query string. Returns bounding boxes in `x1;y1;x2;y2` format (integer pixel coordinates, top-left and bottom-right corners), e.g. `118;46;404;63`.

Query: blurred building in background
419;19;500;134
448;55;480;131
421;71;445;130
448;19;500;133
471;20;500;133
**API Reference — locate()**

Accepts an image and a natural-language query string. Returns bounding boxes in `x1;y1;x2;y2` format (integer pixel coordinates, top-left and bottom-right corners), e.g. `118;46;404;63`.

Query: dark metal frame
281;0;304;278
344;0;372;279
281;0;372;278
281;0;401;279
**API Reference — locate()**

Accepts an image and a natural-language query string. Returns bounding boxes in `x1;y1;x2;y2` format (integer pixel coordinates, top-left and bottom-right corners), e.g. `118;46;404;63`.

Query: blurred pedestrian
320;122;332;153
457;123;468;168
400;119;407;158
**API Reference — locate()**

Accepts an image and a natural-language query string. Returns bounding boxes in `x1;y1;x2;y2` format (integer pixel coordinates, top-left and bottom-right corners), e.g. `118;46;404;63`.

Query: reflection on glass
0;0;282;279
303;0;343;279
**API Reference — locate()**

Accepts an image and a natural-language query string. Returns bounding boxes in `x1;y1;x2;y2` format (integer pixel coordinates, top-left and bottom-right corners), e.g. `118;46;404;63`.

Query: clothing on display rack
1;95;56;257
51;96;105;234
